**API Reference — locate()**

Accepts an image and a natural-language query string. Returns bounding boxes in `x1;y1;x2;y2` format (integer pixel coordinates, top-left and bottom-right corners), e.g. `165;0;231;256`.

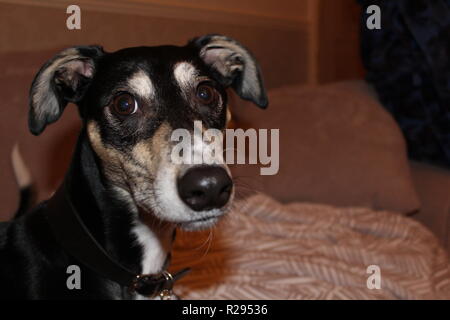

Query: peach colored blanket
171;195;450;300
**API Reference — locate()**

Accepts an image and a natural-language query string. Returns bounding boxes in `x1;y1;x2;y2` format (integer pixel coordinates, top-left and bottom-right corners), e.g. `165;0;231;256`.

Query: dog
0;34;267;299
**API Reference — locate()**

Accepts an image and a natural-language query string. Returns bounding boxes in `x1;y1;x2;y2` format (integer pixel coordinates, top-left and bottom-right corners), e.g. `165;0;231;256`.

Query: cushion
171;194;450;299
228;80;420;214
410;161;450;250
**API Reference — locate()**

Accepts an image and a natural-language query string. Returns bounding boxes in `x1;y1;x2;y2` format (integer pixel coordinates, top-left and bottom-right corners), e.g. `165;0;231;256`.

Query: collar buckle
129;268;190;299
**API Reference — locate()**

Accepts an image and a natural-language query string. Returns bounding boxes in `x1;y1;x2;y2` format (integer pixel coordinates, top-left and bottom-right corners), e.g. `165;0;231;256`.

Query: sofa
228;81;450;252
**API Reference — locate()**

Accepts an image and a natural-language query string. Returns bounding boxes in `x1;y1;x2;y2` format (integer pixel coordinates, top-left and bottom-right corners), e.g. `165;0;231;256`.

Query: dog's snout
178;166;232;211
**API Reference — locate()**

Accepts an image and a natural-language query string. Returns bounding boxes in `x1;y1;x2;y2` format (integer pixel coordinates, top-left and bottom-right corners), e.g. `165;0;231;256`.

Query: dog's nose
178;166;233;211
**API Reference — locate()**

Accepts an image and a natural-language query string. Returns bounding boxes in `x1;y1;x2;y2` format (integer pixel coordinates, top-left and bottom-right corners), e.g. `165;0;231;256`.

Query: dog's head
29;35;267;230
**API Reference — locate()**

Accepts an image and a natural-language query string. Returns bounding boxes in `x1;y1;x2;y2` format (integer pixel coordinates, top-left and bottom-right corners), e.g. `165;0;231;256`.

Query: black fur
0;134;139;299
14;186;33;219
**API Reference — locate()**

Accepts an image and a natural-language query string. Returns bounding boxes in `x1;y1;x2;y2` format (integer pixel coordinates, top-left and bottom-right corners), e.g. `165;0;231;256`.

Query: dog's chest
131;221;173;275
128;222;175;300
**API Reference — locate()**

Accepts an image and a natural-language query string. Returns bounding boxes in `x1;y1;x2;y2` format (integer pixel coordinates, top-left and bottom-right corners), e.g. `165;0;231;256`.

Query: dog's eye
196;83;216;105
112;93;138;116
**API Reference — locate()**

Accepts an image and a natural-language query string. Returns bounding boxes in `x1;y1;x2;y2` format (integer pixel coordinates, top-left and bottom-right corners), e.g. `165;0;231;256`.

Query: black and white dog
0;34;267;299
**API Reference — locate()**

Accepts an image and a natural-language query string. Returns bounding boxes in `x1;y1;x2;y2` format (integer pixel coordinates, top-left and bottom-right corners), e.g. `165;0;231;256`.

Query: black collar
45;180;190;299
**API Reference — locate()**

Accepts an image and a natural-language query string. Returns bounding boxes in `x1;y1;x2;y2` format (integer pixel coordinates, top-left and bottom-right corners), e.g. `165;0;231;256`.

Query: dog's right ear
29;46;104;135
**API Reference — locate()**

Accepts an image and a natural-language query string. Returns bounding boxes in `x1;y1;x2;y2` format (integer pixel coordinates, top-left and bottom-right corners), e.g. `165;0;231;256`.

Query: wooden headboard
0;0;364;88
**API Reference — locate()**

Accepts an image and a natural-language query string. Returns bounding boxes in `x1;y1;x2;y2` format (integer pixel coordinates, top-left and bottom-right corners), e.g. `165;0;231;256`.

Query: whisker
199;228;214;260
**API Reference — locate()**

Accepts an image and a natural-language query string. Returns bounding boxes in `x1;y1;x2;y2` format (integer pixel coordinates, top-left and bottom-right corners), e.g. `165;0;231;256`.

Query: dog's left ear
192;34;268;108
29;46;104;135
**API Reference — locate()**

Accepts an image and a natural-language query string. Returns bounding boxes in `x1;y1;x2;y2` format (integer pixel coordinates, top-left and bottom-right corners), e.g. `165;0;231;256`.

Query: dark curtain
358;0;450;168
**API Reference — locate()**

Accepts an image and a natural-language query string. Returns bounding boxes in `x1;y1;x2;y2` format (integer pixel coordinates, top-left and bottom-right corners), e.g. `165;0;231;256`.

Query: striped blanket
171;195;450;300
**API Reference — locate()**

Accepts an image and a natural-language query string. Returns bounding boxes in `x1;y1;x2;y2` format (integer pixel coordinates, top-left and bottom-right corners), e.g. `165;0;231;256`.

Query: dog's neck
64;130;175;277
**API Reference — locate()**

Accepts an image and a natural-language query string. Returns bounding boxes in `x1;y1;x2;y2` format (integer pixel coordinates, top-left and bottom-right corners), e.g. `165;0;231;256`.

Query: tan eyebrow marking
127;70;154;99
173;62;198;91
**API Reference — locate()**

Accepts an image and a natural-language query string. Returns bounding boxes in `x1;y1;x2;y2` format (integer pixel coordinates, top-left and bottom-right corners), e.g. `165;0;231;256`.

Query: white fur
128;70;154;99
131;220;175;300
112;182;174;300
132;221;170;275
173;62;198;91
111;186;171;275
